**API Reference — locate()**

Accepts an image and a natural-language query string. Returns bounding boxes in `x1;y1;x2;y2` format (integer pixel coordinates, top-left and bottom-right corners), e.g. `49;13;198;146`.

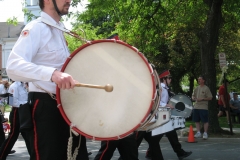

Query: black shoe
88;152;92;156
178;151;192;160
9;150;16;154
145;154;152;160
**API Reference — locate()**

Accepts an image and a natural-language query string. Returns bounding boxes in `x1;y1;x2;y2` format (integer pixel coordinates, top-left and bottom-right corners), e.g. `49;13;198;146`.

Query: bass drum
56;40;157;141
168;94;193;118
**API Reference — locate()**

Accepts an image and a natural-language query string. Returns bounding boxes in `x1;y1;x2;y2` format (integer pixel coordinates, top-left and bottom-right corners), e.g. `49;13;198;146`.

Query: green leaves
22;8;39;23
6;17;18;26
67;0;240;93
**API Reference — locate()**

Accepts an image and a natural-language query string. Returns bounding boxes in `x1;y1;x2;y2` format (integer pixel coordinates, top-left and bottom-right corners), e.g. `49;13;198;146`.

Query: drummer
6;0;89;159
94;133;139;160
147;70;192;160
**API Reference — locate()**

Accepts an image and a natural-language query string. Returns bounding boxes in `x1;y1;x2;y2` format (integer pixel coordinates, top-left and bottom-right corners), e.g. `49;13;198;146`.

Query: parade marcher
135;131;151;158
0;80;14;155
0;81;10;110
148;70;192;160
192;76;212;139
0;81;9;95
0;81;29;160
94;133;138;160
6;0;89;159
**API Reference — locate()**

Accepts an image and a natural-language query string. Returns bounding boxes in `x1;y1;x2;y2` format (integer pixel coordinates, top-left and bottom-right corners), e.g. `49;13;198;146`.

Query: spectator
192;76;212;139
230;93;240;114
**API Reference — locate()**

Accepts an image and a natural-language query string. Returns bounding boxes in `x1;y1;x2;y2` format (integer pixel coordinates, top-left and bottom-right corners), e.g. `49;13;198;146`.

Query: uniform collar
41;12;65;28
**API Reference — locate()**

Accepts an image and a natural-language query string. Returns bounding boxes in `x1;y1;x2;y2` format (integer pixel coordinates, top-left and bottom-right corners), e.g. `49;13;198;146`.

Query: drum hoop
139;68;161;129
56;39;156;140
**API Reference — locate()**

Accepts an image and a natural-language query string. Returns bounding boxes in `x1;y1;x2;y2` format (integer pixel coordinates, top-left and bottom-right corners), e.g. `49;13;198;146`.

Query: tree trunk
199;0;223;133
188;76;194;97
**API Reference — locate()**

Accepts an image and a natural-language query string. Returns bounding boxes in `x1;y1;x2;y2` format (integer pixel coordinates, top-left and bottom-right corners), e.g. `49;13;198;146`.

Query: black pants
148;129;185;160
0;121;5;146
94;133;138;160
0;107;30;160
25;92;89;160
136;131;151;156
165;130;184;155
148;132;164;160
136;131;150;147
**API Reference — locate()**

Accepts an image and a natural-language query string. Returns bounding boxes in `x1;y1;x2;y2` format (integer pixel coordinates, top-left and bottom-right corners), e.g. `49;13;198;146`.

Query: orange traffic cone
186;125;197;143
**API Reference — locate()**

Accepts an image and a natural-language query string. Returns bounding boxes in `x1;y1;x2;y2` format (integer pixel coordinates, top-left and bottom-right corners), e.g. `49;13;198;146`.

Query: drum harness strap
40;17;89;43
67;125;81;160
32;83;81;160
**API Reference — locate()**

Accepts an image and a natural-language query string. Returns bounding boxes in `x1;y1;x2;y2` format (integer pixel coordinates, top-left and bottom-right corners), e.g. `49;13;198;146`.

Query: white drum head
57;40;155;140
169;94;193;118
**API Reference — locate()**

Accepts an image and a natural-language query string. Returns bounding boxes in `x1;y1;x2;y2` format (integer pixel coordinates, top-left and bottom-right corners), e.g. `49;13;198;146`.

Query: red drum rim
56;39;156;140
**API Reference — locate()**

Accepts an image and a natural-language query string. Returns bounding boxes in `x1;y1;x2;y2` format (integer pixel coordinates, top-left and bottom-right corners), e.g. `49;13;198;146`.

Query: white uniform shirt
152;82;176;136
0;84;8;94
0;84;5;105
8;82;28;108
159;83;169;107
6;12;70;94
0;84;8;105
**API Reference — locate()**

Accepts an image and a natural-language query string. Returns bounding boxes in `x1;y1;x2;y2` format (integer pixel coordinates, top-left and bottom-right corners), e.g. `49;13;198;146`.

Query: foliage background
65;0;240;133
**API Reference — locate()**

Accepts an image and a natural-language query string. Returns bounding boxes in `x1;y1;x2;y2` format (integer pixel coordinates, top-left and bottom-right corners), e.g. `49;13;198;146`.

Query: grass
4;105;12;112
182;116;240;138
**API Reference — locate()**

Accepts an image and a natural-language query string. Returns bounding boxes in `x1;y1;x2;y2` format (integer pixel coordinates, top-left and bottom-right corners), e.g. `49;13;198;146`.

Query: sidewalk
177;126;240;138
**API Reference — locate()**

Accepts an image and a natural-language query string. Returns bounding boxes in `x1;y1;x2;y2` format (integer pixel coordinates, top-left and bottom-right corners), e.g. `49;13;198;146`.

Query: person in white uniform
0;81;9;94
6;0;89;159
0;81;29;159
0;81;9;106
148;70;192;160
0;80;14;156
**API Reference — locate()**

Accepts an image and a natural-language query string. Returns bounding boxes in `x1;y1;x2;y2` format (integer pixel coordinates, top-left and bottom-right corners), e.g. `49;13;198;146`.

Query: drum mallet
75;83;113;92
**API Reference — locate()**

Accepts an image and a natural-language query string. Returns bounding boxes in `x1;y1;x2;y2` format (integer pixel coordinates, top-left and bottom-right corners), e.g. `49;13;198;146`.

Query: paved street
6;135;240;160
3;112;240;160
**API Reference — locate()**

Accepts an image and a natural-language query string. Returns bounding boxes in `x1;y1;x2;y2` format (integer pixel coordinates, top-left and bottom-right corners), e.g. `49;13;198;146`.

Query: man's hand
167;104;174;109
51;70;77;89
196;98;204;102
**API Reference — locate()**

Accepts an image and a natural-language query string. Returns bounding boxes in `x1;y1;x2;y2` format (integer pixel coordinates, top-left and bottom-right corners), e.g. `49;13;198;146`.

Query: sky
0;0;88;29
0;0;24;22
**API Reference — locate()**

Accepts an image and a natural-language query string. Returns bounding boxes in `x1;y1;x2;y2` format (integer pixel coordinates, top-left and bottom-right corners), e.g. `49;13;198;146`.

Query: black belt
28;92;56;101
